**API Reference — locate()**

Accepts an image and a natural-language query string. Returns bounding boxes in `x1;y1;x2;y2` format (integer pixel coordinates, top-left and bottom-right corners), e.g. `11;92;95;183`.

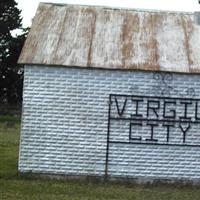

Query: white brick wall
19;65;200;181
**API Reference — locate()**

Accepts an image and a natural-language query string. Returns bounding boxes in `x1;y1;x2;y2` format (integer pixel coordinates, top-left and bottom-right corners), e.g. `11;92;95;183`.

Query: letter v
115;97;127;117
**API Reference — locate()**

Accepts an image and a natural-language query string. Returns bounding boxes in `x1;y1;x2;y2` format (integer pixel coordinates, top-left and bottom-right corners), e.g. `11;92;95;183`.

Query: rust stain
121;12;138;68
52;8;69;62
152;13;164;66
181;16;194;70
17;4;47;63
19;4;58;64
85;8;97;67
140;13;161;71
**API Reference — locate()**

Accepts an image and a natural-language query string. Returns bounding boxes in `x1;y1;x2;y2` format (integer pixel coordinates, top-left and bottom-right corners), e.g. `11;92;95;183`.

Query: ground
0;116;200;200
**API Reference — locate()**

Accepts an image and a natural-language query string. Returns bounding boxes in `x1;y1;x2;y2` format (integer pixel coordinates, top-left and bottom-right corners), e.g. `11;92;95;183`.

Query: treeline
0;0;29;107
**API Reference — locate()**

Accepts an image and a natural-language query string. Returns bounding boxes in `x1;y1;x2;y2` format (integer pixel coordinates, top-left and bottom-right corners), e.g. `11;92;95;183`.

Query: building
18;3;200;182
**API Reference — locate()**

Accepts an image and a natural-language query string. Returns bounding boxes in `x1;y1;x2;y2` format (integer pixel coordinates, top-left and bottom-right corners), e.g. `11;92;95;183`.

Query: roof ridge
40;2;195;16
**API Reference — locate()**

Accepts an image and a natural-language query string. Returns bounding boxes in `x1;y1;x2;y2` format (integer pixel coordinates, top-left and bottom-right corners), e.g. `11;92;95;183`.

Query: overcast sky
16;0;200;27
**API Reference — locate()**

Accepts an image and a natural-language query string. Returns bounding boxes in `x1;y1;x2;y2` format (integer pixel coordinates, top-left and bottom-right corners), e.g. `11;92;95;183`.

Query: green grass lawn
0;117;200;200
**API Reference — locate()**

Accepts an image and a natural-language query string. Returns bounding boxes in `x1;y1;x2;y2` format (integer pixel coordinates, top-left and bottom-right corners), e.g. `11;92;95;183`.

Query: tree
0;0;29;105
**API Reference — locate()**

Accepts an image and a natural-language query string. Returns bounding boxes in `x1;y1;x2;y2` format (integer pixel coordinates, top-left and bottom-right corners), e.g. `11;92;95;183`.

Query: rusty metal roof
18;3;200;73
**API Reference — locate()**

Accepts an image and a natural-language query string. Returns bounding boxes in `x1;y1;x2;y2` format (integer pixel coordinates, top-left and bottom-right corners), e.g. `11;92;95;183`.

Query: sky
16;0;200;27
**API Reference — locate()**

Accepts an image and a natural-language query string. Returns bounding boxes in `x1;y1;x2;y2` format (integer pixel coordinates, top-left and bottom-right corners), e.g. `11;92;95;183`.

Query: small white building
18;3;200;182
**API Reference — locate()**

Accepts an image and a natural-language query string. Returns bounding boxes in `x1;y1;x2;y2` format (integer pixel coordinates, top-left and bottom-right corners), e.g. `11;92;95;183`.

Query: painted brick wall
19;65;200;181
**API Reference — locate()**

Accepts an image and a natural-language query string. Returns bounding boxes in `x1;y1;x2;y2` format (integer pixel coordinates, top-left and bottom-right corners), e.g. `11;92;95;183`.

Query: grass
1;117;200;199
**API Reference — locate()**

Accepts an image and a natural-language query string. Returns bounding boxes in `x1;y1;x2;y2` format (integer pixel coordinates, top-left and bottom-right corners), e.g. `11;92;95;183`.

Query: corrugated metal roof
18;3;200;73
